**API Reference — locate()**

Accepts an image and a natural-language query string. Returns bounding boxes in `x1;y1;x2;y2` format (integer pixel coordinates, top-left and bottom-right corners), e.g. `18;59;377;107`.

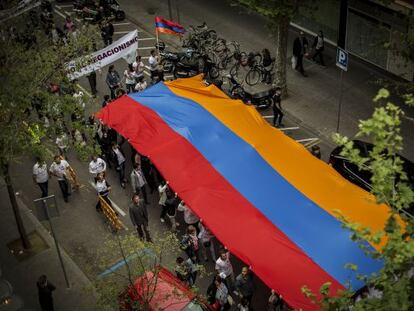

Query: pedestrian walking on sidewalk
87;71;97;97
158;180;169;222
165;191;180;231
49;155;71;202
216;249;235;291
89;155;106;178
293;31;309;77
312;30;325;66
178;200;200;229
37;275;56;311
134;75;148;93
181;225;200;262
106;65;121;99
100;19;114;46
148;49;160;81
235;267;254;305
271;87;284;127
198;222;216;262
214;276;231;311
33;157;49;198
130;163;148;204
129;194;152;242
124;64;137;93
111;142;127;188
133;55;145;80
95;172;112;212
176;256;199;286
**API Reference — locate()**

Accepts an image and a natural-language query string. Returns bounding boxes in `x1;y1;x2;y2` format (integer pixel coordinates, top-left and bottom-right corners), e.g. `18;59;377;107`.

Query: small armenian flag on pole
155;16;186;36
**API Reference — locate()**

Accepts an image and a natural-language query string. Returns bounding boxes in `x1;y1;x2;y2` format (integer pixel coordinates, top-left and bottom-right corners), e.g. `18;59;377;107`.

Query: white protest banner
66;29;138;80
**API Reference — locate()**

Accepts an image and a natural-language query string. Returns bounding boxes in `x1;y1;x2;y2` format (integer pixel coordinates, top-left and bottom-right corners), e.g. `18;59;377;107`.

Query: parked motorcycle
225;75;273;109
73;0;125;23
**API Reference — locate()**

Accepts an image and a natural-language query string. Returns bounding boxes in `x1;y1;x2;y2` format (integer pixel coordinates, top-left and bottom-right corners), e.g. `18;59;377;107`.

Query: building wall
293;0;414;81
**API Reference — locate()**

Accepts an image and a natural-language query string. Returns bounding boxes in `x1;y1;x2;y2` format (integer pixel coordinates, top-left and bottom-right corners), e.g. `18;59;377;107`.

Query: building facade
293;0;414;81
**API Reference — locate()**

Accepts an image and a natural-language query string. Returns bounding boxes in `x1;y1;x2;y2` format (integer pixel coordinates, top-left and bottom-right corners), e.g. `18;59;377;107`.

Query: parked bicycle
245;60;275;86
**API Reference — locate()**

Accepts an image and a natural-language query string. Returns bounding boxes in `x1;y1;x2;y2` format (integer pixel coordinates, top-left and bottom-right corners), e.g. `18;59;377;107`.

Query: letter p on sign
336;47;348;71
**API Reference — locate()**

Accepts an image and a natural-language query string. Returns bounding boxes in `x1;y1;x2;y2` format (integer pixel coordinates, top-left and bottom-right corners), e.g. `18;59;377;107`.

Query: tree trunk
274;16;290;97
2;162;31;249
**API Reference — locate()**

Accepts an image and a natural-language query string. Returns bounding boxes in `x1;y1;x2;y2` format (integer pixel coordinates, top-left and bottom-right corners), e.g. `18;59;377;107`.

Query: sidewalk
119;0;414;160
0;183;96;311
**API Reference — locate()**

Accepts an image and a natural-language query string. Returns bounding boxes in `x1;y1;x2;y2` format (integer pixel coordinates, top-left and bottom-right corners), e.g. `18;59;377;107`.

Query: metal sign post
34;195;70;289
336;47;349;132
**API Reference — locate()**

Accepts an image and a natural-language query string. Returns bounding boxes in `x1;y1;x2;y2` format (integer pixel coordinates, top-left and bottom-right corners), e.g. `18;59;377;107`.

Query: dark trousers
126;83;135;94
160;205;167;219
312;48;325;65
136;224;151;241
117;162;126;185
40;300;54;311
109;87;118;99
87;72;97;95
103;36;112;46
37;181;49;198
272;107;284;126
58;179;69;202
295;55;305;74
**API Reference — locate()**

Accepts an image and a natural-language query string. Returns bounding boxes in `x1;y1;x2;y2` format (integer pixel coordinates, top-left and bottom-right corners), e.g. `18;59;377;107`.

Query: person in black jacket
37;275;56;311
271;87;283;127
312;30;325;66
100;19;114;46
292;31;309;77
164;190;180;231
106;64;121;99
129;194;152;241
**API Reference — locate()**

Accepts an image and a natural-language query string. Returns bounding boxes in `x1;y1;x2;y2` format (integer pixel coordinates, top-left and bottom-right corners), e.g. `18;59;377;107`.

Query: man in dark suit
129;194;152;242
293;31;309;77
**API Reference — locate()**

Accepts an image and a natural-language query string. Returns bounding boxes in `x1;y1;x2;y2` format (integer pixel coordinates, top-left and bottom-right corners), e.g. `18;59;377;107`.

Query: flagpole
155;28;160;56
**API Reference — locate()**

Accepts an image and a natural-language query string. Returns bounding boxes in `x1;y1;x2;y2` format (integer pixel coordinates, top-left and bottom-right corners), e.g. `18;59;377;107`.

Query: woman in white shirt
134;75;147;93
95;172;112;212
124;64;136;93
33;158;49;198
111;142;127;188
133;55;145;80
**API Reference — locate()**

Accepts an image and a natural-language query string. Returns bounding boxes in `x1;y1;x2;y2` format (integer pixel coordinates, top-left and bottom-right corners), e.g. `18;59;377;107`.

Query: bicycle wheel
213;38;226;51
229;63;239;77
246;68;261;86
205;30;217;41
160;58;174;73
209;66;220;79
226;41;239;58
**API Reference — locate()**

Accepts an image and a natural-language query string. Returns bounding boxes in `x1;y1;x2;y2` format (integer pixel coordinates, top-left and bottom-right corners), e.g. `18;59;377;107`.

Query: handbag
291;55;297;69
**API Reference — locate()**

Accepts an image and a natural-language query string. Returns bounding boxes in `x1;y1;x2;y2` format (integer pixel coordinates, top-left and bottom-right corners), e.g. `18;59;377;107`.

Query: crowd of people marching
32;82;289;311
22;2;293;310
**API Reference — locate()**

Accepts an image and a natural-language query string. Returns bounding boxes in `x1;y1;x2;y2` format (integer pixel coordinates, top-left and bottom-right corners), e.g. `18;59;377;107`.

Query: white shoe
160;218;165;223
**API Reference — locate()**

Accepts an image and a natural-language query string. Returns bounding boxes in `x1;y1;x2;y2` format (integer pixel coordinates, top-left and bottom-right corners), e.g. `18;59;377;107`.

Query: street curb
16;196;94;290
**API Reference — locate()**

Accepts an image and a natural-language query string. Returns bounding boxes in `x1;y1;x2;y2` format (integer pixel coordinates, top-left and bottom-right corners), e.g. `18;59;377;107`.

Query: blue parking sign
336;47;348;71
